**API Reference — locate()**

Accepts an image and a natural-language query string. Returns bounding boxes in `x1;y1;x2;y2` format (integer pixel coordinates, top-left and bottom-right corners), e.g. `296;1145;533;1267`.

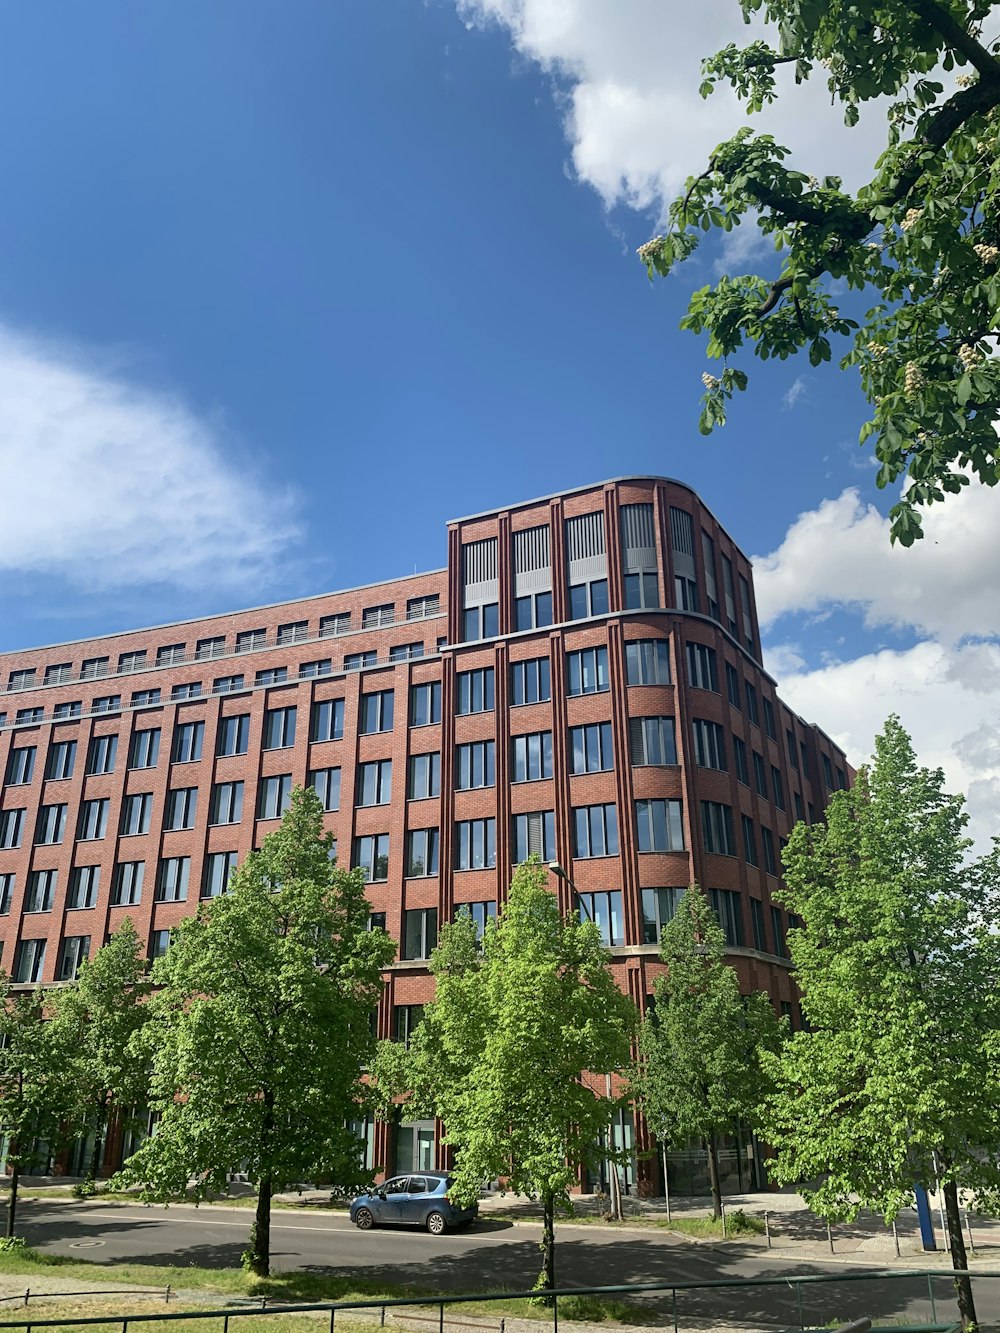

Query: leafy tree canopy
115;787;395;1274
640;0;1000;544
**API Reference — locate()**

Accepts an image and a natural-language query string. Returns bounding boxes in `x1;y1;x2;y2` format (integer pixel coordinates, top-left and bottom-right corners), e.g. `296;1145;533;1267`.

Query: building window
455;818;496;870
762;697;776;741
629;716;676;767
58;935;90;982
456;741;496;790
277;621;309;645
794;790;805;822
258;775;292;820
36;803;67;845
213;675;245;695
566;647;609;696
702;531;720;620
299;659;332;679
202;851;238;899
692;719;726;771
402;908;438;961
14;939;46;983
215;714;249;758
360;690;394;734
54;701;82;719
408;594;440;620
172;721;204;763
675;576;699;611
165;787;198;831
577;890;625;946
625;639;670;686
410;683;441;727
112;861;144;907
0;873;13;915
456;669;494;715
236;629;267;654
156;643;186;666
771;906;787;958
511;657;551;706
92;695;122;715
264;707;296;750
752;751;768;799
149;930;171;960
394;1004;425;1047
5;746;35;785
771;767;785;811
81;657;109;680
463;602;499;642
745;681;760;728
726;663;741;708
761;825;778;876
709;889;744;947
77;798;110;841
408;752;441;800
751;898;767;951
568;578;609;620
0;809;25;849
354;834;389;882
171;683;202;700
741;814;758;866
344;651;377;672
456;900;496;938
821;753;835;791
118;650;146;673
624;573;660;610
209;781;244;825
641;887;684;944
195;636;227;660
44;663;72;685
357;760;392;807
319;612;351;637
131;689;161;708
739;575;755;653
156;856;190;903
785;728;799;770
686;643;718;692
307;699;342;745
121;793;152;837
309;767;341;812
570;723;613;774
572;804;618;859
389;642;424;662
48;740;78;782
635;799;685;853
513;732;553;782
734;736;749;786
25;869;57;913
67;866;100;910
362;603;395;629
15;707;44;726
514;811;556;863
256;667;288;686
701;801;736;856
128;729;160;770
406;828;440;877
515;590;553;631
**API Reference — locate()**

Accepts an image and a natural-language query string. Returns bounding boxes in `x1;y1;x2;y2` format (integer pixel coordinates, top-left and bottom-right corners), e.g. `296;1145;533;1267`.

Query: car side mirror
377;1190;387;1200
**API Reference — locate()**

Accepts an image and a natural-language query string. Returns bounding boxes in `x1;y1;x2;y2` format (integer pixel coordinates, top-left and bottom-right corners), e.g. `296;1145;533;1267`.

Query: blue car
350;1171;478;1235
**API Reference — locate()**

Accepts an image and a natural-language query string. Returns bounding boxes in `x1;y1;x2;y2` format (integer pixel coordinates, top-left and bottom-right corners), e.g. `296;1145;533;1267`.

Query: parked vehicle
349;1171;478;1234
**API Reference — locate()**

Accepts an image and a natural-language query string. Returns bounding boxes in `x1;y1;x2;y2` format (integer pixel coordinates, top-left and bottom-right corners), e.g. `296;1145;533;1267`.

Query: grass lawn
561;1210;765;1240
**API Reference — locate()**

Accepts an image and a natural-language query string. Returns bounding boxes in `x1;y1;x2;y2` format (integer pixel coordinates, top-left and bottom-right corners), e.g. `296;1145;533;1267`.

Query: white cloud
453;0;893;218
0;324;300;593
753;479;1000;644
768;640;1000;854
782;376;807;410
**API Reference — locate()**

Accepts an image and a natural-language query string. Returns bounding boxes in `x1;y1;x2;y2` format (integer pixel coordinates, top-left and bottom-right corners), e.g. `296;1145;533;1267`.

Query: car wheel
354;1208;375;1231
426;1211;447;1236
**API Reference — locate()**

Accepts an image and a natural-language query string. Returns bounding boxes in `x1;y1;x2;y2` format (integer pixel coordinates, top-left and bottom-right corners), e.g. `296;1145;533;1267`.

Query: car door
399;1175;430;1226
374;1176;410;1225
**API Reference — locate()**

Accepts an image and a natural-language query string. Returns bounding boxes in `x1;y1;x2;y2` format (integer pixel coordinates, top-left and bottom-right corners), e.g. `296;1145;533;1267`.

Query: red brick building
0;477;849;1192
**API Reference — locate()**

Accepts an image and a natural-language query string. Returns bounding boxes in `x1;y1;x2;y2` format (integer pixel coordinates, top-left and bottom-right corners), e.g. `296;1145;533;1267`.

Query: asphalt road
9;1200;998;1331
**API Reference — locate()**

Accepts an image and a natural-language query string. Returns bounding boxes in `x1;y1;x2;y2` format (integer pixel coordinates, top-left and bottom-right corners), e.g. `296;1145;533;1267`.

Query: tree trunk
942;1178;977;1331
87;1104;108;1188
705;1134;722;1221
249;1177;272;1277
6;1156;19;1239
537;1190;556;1297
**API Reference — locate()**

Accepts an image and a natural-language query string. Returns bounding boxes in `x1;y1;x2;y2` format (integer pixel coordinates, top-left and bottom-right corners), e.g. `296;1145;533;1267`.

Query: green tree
53;919;152;1191
764;716;1000;1331
638;887;782;1221
410;859;638;1293
0;983;79;1237
638;0;1000;545
114;787;395;1276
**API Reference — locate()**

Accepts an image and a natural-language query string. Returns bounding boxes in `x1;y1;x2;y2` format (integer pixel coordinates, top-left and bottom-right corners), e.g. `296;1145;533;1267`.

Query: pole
827;1219;834;1255
661;1145;672;1223
891;1218;900;1258
914;1185;937;1251
966;1210;977;1256
765;1210;772;1249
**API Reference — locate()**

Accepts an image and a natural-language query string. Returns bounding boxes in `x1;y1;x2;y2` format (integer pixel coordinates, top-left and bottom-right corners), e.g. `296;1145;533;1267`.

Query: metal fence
0;1270;991;1333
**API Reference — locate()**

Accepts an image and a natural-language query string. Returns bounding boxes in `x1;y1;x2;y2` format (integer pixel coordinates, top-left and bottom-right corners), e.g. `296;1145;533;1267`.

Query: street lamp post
547;861;623;1220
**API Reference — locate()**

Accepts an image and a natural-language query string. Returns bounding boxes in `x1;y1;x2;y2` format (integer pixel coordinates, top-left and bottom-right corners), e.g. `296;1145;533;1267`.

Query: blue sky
0;0;996;842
